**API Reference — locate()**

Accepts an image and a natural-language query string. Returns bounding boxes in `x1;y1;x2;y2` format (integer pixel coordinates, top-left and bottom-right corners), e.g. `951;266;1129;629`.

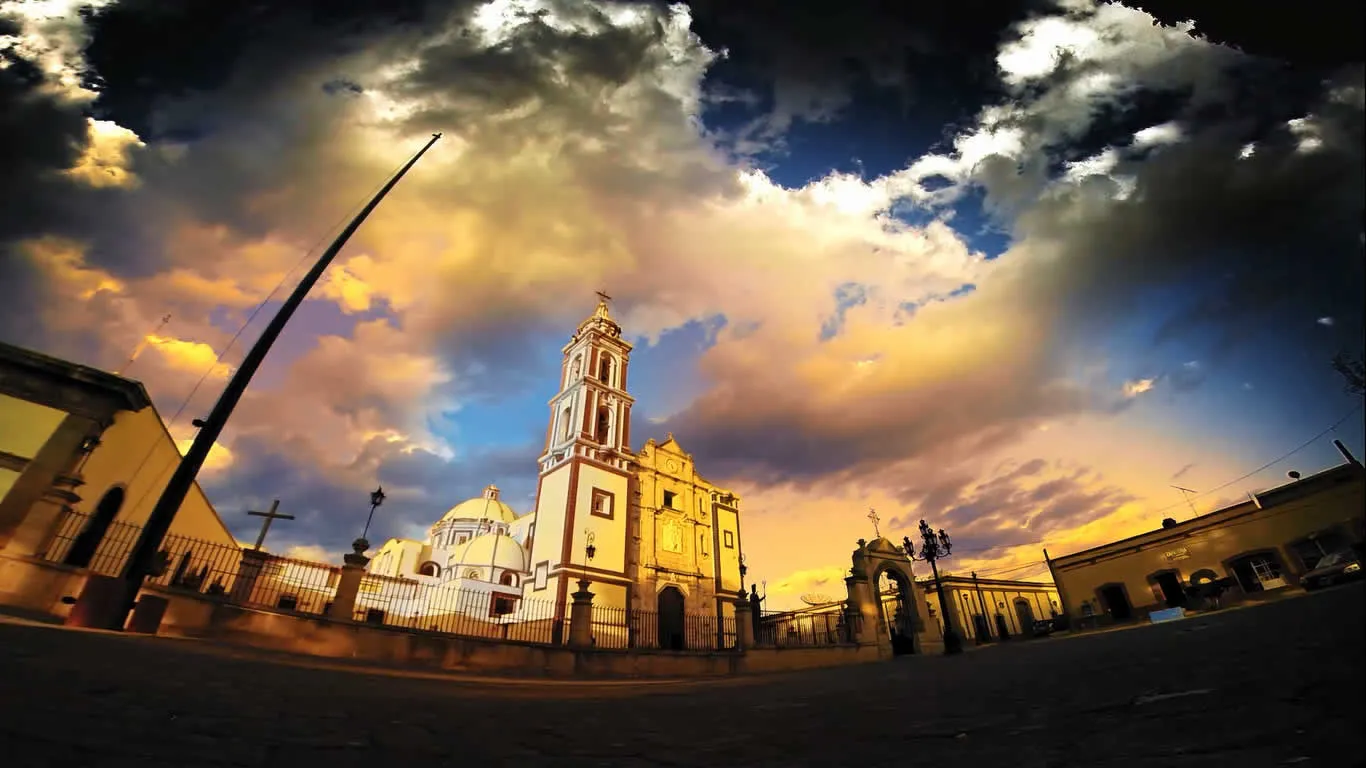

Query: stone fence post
734;593;754;651
228;548;271;604
327;538;370;622
845;570;880;646
568;579;595;649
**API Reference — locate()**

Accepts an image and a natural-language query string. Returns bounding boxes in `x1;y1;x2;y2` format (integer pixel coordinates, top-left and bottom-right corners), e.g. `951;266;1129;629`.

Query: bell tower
526;293;635;625
539;291;634;472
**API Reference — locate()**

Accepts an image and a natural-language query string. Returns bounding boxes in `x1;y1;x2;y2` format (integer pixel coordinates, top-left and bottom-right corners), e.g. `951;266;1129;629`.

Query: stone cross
867;508;881;538
596;290;612;303
247;499;294;551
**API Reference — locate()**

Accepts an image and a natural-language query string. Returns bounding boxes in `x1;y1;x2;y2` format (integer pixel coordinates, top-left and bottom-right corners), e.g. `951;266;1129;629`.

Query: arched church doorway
64;486;124;569
1013;598;1035;637
657;586;685;650
877;569;916;655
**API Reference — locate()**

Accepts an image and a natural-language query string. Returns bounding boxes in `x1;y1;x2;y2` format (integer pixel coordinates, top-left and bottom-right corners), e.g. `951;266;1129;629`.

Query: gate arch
846;537;937;657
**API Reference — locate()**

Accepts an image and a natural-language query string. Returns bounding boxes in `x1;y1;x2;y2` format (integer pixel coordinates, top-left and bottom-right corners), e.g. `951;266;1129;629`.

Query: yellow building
916;575;1062;642
367;298;745;645
1047;461;1365;625
0;341;237;609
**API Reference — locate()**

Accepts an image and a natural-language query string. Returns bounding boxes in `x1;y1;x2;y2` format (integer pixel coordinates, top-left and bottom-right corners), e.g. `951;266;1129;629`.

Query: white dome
438;485;518;525
450;531;527;574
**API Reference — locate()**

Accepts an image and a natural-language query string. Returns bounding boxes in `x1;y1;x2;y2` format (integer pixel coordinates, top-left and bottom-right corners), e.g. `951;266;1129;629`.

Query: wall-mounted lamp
584;529;596;562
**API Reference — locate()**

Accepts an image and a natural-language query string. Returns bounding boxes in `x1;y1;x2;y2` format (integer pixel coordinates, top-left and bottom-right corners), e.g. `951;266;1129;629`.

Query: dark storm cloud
1014;70;1365;354
1132;1;1364;69
686;0;1051;142
0;15;93;348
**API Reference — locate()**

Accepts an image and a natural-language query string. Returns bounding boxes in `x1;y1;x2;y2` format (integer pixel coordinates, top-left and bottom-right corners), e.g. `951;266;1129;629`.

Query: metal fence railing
38;510;777;654
629;608;738;651
353;585;563;645
756;609;860;647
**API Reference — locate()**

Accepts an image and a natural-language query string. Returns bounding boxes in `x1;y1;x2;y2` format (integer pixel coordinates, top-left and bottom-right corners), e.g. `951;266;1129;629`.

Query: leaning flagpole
73;133;442;630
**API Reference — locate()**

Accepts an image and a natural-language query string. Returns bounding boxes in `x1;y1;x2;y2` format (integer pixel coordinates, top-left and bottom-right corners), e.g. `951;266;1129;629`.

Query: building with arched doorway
1047;460;1364;626
916;575;1062;642
0;341;238;612
362;298;746;644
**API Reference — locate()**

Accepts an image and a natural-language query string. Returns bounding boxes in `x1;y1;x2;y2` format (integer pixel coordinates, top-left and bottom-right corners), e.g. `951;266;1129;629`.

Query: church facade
367;298;745;629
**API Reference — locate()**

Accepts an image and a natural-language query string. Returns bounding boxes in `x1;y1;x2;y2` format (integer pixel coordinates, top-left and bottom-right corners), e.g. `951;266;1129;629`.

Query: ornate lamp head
902;536;918;560
937;528;952;554
739;554;748;577
370;486;387;508
584;530;596;561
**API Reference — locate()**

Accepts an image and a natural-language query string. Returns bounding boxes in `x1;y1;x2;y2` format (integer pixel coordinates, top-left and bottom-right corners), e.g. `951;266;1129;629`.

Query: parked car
1031;618;1055;636
1301;551;1363;590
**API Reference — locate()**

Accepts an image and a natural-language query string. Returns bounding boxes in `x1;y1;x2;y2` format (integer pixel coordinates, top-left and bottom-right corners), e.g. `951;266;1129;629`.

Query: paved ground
1;583;1362;768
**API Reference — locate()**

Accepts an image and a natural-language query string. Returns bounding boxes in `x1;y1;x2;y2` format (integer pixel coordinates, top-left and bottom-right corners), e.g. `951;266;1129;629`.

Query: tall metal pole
108;133;443;627
928;556;962;655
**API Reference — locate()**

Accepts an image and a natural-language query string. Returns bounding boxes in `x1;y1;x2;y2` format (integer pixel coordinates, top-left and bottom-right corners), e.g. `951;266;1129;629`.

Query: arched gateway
842;537;944;657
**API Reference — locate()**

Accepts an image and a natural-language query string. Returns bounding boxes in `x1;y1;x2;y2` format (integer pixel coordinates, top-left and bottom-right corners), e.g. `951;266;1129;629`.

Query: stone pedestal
228;548;271;604
326;539;370;622
127;593;169;634
845;571;880;646
568;579;595;649
734;594;755;651
64;573;135;630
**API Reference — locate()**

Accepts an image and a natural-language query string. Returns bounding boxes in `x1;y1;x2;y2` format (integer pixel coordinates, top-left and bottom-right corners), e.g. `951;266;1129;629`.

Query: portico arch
844;537;935;657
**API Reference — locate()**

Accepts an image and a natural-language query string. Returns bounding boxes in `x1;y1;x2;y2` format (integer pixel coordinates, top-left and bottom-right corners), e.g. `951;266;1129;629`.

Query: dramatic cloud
1;0;1360;606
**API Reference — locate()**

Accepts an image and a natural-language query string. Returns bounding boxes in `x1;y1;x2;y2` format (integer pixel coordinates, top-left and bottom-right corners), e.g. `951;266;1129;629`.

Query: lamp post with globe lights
905;519;963;655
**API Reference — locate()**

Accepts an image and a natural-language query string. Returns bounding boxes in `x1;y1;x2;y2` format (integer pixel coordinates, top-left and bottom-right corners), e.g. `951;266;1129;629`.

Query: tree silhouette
1332;352;1365;396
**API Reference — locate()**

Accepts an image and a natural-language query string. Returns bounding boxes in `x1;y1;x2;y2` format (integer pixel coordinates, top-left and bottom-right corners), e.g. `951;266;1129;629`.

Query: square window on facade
663;490;676;508
724;530;735;549
591;489;613;518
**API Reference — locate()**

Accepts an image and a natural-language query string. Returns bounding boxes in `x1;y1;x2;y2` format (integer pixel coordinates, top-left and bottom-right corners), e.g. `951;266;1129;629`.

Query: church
367;297;745;629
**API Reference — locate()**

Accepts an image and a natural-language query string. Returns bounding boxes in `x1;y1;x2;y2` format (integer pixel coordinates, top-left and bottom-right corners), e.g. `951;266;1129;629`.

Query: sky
2;0;1362;610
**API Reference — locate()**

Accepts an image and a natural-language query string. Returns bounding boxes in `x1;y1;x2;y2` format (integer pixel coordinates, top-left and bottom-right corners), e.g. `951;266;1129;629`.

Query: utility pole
67;133;443;631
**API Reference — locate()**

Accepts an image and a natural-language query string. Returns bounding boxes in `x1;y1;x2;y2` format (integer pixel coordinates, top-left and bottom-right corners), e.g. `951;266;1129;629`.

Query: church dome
451;531;527;574
437;484;518;526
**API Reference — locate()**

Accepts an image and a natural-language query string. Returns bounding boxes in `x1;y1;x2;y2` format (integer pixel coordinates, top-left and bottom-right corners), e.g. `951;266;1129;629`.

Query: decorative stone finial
352;537;370;555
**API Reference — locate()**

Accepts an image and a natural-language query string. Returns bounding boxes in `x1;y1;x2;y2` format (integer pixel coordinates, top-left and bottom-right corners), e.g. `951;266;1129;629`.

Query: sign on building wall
1163;547;1191;561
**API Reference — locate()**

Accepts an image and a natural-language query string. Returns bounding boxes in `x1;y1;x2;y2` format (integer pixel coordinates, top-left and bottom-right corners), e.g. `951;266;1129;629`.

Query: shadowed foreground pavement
0;584;1362;767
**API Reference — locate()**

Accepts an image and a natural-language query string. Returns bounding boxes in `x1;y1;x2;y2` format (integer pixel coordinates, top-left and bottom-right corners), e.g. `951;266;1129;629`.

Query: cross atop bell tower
540;294;635;473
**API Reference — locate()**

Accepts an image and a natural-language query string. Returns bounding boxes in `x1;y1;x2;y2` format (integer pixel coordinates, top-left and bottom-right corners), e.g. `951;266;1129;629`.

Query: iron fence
630;608;737;651
39;510;748;653
244;555;340;614
590;604;630;649
757;609;857;647
144;532;243;597
44;512;142;575
353;585;563;645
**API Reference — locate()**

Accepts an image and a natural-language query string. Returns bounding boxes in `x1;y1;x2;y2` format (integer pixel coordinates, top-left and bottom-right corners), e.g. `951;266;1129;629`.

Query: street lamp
355;486;386;554
739;553;748;590
584;530;597;563
904;519;963;656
